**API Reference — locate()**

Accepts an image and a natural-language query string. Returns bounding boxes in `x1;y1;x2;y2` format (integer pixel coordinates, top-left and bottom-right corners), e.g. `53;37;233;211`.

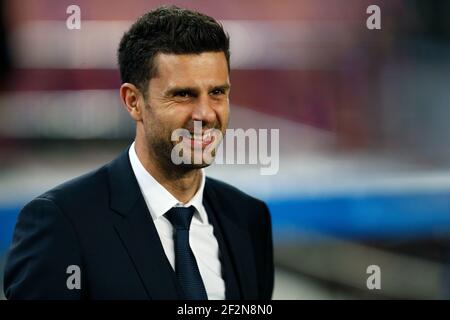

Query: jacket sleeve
3;197;83;300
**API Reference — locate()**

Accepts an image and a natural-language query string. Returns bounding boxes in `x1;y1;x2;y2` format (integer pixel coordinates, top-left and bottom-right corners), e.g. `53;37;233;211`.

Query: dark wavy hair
117;5;230;97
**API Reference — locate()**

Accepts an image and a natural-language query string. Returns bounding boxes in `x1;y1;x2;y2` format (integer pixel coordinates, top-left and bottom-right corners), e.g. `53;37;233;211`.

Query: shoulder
205;176;266;207
30;147;131;211
20;164;111;227
205;176;270;225
38;164;109;205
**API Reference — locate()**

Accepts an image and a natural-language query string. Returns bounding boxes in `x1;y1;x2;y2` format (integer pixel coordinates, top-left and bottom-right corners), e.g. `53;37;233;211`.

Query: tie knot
165;206;196;230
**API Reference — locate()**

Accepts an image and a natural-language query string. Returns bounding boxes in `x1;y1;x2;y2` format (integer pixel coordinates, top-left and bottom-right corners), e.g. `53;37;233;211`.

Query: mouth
181;129;216;148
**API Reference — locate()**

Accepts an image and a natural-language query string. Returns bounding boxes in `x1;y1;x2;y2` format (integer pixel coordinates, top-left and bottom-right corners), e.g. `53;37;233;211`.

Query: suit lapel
204;179;258;299
203;197;241;299
107;148;180;300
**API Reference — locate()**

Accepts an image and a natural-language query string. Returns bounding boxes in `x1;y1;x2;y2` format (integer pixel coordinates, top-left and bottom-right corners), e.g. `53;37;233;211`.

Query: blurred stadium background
1;0;450;299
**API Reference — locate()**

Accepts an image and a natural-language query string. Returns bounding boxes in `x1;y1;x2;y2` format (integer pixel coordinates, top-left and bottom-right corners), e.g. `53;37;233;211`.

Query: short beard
146;131;212;179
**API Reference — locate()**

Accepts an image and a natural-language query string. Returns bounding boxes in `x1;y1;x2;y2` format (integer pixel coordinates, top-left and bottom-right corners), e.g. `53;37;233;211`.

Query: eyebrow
210;84;231;92
164;83;231;97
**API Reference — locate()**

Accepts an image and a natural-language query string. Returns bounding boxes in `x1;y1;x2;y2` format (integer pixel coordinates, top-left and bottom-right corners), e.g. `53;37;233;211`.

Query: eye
174;90;191;98
210;89;225;96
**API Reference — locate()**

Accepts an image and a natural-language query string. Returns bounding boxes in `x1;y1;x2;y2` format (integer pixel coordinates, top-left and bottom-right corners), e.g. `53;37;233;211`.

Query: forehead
152;52;229;87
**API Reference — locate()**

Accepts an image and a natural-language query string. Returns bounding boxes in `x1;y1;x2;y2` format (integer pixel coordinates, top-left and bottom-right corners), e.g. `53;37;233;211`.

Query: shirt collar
128;142;207;224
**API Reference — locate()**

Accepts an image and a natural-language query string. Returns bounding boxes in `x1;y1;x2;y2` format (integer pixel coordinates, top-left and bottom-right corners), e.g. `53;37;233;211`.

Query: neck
134;137;202;204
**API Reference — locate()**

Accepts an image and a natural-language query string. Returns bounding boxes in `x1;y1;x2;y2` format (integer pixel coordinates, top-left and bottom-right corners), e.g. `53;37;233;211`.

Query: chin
178;162;213;170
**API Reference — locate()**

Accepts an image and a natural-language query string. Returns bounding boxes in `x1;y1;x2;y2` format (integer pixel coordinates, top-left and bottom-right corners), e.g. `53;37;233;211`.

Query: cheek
153;109;191;139
141;106;166;139
165;105;196;127
216;102;230;125
142;107;157;132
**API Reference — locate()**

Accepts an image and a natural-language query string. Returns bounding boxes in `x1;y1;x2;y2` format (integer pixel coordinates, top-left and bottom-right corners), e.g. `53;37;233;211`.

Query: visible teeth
191;132;211;140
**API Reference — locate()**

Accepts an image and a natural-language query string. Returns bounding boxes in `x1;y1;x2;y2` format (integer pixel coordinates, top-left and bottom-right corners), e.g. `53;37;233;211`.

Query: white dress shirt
128;142;225;300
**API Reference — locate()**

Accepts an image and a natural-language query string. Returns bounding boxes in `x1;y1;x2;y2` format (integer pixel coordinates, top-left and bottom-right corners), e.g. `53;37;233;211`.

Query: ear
119;83;145;121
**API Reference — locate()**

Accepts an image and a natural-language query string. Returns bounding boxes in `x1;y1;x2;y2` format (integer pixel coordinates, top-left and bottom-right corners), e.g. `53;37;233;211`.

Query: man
3;6;274;300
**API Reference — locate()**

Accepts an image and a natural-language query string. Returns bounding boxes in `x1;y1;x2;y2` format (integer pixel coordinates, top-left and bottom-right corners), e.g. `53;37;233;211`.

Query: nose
191;94;216;125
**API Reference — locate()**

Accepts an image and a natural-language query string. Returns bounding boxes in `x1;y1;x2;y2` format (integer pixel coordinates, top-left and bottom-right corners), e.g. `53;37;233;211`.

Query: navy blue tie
165;206;208;300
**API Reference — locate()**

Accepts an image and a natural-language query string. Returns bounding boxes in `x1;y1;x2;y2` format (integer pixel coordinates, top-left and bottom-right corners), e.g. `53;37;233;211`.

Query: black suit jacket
3;147;274;300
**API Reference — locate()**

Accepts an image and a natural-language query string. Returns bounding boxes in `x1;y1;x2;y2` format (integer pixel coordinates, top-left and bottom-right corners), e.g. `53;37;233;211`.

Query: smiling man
3;6;274;300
